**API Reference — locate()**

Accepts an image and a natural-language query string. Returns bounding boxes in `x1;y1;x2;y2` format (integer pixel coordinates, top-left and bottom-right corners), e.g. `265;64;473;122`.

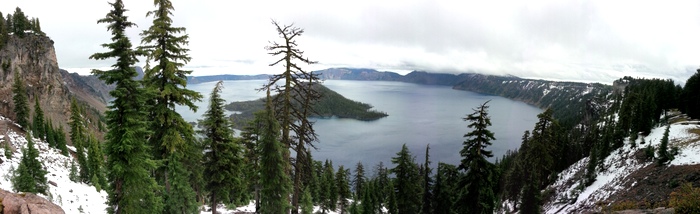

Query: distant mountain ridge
187;67;613;127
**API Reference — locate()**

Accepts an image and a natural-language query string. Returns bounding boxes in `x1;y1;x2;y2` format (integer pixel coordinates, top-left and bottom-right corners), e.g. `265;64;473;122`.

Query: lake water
177;80;543;171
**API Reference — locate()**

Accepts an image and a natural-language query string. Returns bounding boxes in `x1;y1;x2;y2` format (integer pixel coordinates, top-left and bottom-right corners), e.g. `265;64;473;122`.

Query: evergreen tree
683;70;700;119
69;99;90;183
361;181;376;214
336;166;351;214
519;109;558;213
140;0;202;210
3;142;12;159
262;21;322;214
421;144;433;214
56;125;69;156
0;11;7;48
69;161;79;182
5;14;13;34
12;7;30;37
12;133;48;194
657;125;672;165
12;73;30;129
45;120;55;148
353;162;365;199
432;162;458;214
90;1;163;212
387;180;399;214
390;144;421;214
163;155;198;214
300;187;314;214
320;160;336;213
454;101;497;214
86;135;107;189
200;81;244;214
259;91;292;214
32;97;45;139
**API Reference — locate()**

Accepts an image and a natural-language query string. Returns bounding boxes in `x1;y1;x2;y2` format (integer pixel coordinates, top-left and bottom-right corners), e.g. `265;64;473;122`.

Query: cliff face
0;34;101;133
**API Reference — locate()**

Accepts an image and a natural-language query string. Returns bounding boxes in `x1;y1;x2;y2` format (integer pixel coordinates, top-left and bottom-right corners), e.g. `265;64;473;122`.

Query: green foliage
320;159;336;212
335;166;351;212
69;161;79;182
69;99;90;183
432;162;458;214
669;183;700;214
657;125;673;165
55;125;69;156
3;141;11;159
390;144;421;214
259;93;292;214
422;144;433;214
387;181;399;214
11;7;30;37
199;81;244;213
12;72;30;129
454;101;497;214
86;135;107;188
353;162;365;199
32;97;45;139
139;1;202;209
300;187;313;214
91;1;163;213
163;155;199;214
12;133;48;194
0;11;7;48
683;70;700;119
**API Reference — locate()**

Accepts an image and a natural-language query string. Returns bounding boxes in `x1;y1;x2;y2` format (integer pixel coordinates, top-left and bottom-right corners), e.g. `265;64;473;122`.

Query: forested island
224;83;388;129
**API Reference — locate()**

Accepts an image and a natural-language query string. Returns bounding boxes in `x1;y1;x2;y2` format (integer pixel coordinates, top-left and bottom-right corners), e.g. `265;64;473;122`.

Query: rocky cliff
0;34;101;135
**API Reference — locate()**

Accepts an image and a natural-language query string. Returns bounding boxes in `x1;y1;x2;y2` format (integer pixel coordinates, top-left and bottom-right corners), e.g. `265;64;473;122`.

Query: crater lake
176;80;543;170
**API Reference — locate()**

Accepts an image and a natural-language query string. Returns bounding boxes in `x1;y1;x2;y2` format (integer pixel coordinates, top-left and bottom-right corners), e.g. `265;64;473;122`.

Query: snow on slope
544;121;700;213
0;115;343;214
0;118;108;213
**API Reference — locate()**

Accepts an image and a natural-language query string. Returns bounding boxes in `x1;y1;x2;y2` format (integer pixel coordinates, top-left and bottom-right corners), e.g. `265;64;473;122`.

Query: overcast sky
2;0;700;84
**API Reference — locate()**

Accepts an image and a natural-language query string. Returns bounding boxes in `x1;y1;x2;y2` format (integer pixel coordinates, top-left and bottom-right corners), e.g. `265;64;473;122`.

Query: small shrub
669;183;700;214
644;145;655;161
609;200;638;211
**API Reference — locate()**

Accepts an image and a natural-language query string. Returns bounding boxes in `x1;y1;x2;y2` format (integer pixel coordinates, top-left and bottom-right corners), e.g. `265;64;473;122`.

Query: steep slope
0;34;103;135
542;113;700;213
0;115;107;213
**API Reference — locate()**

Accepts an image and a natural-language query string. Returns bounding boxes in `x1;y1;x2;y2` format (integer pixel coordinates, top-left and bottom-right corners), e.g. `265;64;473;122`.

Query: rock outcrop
0;34;102;135
0;189;65;214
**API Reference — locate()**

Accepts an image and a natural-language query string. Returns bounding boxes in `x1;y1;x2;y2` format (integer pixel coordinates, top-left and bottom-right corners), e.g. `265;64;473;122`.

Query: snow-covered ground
0;118;108;213
543;121;700;213
1;115;344;214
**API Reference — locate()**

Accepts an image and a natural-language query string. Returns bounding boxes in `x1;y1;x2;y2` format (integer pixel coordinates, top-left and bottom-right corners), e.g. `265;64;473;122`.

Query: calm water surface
177;80;542;170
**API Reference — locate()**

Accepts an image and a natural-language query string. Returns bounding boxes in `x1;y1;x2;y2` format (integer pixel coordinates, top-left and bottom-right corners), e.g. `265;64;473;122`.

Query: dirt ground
604;163;700;210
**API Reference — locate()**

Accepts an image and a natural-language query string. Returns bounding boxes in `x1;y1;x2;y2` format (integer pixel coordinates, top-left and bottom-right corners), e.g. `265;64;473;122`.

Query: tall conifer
139;1;202;210
90;0;163;212
455;101;497;214
12;73;30;129
391;144;421;214
200;81;244;213
12;133;48;194
259;90;292;214
32;97;45;139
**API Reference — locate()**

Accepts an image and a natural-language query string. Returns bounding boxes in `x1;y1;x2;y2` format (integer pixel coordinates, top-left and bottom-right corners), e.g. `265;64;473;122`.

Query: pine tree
12;73;30;129
320;160;336;213
353;162;365;199
56;125;69;156
519;109;558;213
3;142;12;159
361;181;376;214
300;187;314;214
200;81;244;214
683;70;700;119
0;11;7;48
387;180;399;214
336;166;351;214
12;7;30;37
259;91;292;214
69;161;79;182
139;1;202;210
12;133;48;194
391;144;421;214
90;1;163;212
432;163;458;214
32;97;45;139
262;21;322;214
657;125;672;165
454;101;497;214
421;144;433;214
86;135;107;189
69;99;90;183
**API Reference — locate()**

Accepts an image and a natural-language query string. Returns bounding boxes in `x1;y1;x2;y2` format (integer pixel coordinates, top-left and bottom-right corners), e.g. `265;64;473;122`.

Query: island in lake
224;83;388;129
